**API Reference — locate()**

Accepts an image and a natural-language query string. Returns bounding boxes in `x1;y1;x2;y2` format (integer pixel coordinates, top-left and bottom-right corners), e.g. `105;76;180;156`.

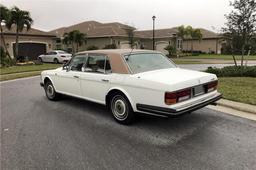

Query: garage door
13;43;46;60
156;42;169;55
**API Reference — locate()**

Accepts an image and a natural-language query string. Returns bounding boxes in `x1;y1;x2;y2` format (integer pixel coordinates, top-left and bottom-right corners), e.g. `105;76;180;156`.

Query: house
49;21;135;51
50;21;223;55
135;28;222;55
0;20;223;61
0;26;56;60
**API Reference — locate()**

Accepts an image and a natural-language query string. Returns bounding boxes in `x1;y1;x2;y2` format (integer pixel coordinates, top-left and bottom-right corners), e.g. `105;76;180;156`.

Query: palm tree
185;25;193;52
124;26;136;48
74;31;86;52
63;31;75;53
63;30;86;54
190;28;202;52
0;5;11;58
6;6;33;60
177;25;187;52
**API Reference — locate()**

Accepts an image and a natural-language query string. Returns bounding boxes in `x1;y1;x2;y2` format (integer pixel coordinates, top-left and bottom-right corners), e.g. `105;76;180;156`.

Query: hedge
205;66;256;77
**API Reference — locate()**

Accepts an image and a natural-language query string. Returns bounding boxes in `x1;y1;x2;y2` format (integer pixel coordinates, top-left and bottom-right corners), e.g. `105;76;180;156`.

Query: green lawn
0;71;42;81
218;77;256;105
181;54;256;60
172;60;202;64
0;63;62;75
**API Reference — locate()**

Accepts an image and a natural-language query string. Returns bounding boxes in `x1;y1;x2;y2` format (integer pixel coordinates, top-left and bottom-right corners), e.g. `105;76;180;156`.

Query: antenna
126;46;134;61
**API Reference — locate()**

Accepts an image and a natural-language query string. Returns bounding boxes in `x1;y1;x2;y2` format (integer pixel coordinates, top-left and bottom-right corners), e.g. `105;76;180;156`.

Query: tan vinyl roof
76;49;159;74
1;25;56;37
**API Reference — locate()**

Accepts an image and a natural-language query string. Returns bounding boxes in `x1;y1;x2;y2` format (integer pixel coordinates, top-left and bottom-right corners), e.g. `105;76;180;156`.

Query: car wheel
39;57;43;63
54;58;59;64
44;81;60;100
110;94;135;125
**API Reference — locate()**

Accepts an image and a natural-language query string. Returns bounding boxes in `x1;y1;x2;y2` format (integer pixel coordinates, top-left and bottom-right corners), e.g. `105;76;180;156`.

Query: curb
217;99;256;114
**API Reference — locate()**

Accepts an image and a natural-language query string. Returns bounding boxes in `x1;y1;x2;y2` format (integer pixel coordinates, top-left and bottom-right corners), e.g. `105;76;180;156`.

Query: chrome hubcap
46;85;54;97
112;97;127;120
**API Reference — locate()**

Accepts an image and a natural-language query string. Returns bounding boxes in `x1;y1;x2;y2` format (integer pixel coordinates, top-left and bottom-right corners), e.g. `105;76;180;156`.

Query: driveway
1;77;256;170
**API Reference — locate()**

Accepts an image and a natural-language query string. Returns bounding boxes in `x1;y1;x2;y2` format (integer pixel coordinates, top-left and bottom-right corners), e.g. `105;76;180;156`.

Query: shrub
0;47;15;67
103;44;117;49
164;45;176;57
86;45;99;51
205;66;256;77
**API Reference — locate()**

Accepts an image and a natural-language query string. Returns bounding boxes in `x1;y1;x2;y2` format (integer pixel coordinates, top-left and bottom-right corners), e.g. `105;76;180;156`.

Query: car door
42;52;49;62
80;53;112;104
54;54;87;97
44;51;53;62
51;51;58;62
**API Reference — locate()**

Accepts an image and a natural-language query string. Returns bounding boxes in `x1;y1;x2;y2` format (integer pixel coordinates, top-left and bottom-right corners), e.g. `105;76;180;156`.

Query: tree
185;25;193;52
63;30;86;54
6;6;33;60
0;5;11;58
222;0;256;66
178;26;202;54
124;26;136;48
164;45;176;57
177;25;187;51
190;28;203;52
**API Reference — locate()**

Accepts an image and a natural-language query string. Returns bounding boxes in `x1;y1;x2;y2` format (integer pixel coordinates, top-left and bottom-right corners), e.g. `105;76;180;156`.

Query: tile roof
49;20;220;39
49;21;132;38
135;27;220;39
1;25;55;37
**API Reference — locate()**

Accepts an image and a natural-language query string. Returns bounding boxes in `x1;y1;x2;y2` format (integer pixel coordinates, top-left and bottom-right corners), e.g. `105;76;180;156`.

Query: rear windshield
124;53;176;74
58;51;68;54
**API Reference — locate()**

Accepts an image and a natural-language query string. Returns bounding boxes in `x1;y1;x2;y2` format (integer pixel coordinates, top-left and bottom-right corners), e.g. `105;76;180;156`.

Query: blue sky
1;0;232;32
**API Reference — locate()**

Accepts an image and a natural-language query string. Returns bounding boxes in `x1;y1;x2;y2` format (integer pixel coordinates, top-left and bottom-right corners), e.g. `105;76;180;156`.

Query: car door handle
101;79;109;82
73;75;79;78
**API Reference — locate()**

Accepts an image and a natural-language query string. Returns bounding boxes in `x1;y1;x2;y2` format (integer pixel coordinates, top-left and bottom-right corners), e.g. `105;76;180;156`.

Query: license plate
193;85;205;96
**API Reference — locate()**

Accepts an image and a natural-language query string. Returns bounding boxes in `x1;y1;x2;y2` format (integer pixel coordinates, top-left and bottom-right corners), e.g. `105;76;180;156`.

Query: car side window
68;55;87;72
84;54;111;74
48;51;54;55
53;52;57;55
105;57;111;74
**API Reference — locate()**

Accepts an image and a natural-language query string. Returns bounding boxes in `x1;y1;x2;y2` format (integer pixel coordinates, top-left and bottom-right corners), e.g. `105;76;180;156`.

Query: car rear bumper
136;92;222;116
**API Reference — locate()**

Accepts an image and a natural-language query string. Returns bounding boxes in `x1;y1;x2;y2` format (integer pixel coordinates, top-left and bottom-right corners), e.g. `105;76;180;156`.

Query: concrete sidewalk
217;99;256;114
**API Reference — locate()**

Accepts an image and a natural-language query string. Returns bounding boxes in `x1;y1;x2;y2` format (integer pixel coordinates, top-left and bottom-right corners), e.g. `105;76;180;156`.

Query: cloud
1;0;231;32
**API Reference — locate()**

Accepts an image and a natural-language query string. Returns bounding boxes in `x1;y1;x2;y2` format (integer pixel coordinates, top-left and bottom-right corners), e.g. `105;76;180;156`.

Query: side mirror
62;64;69;71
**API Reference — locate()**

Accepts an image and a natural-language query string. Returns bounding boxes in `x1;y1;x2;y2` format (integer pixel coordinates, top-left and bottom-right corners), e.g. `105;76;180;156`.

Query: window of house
177;39;183;49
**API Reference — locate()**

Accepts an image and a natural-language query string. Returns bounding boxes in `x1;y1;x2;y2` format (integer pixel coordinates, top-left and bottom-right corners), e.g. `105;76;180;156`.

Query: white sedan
40;49;222;124
38;50;72;64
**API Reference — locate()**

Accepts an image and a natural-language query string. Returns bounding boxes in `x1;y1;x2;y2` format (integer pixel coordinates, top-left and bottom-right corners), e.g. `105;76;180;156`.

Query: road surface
1;77;256;170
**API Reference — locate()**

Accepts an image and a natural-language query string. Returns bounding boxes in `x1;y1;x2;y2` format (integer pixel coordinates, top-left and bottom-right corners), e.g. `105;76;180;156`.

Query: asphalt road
1;77;256;170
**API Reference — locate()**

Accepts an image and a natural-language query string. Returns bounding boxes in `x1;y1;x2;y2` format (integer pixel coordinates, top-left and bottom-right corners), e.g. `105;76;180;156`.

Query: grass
218;77;256;105
172;60;202;64
181;54;256;60
0;63;61;81
0;71;42;81
0;63;62;75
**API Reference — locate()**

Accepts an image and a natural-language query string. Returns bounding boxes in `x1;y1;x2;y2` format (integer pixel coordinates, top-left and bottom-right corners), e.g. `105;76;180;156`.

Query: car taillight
207;81;218;92
61;55;66;58
165;88;191;105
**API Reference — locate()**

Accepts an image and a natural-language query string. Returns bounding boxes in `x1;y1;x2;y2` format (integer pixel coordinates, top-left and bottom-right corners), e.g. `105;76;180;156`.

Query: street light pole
152;15;156;50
